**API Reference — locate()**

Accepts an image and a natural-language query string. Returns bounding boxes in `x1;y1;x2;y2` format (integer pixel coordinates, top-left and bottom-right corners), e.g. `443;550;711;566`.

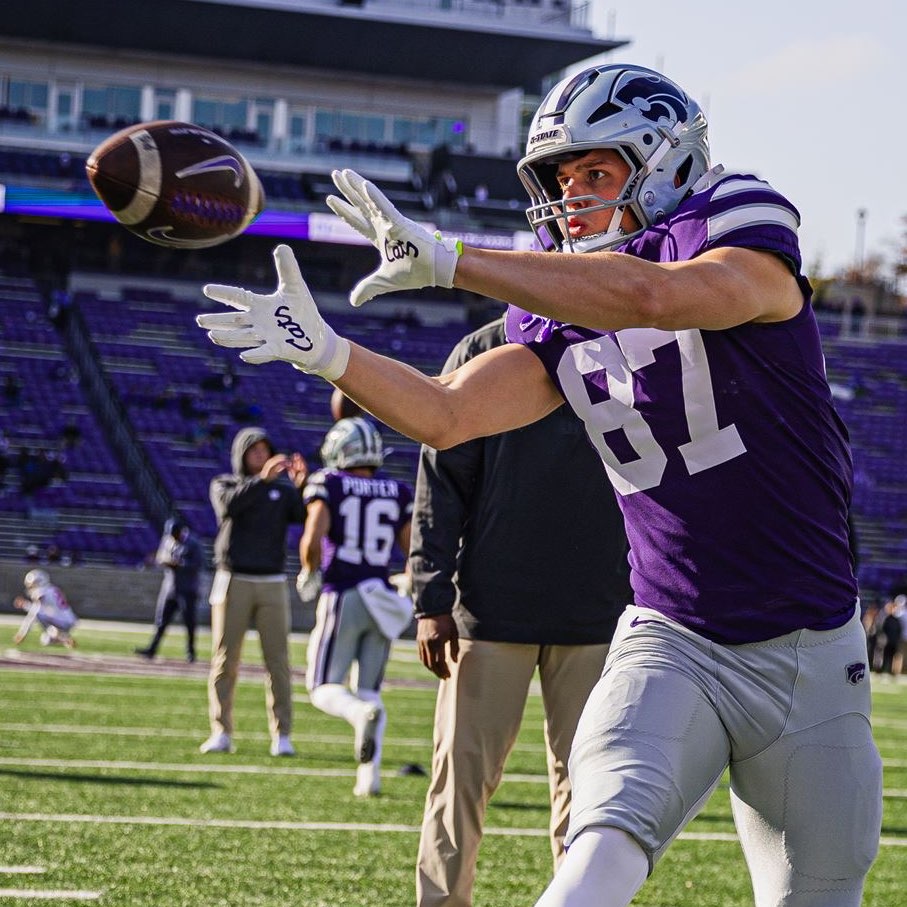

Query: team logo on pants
845;662;867;685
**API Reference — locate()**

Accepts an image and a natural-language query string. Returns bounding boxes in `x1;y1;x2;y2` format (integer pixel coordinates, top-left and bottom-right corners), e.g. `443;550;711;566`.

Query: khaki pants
207;575;293;739
416;638;609;907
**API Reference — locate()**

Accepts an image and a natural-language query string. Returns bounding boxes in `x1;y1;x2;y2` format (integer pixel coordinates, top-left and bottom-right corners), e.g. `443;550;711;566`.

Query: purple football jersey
303;468;413;593
506;171;857;643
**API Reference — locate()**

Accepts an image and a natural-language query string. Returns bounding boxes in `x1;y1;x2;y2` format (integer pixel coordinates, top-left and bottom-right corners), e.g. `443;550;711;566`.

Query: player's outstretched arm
197;244;562;449
336;338;562;450
327;169;462;307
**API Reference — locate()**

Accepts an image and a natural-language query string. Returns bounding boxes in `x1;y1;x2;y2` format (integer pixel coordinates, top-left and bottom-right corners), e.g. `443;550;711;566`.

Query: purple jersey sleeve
506;173;857;643
305;469;413;593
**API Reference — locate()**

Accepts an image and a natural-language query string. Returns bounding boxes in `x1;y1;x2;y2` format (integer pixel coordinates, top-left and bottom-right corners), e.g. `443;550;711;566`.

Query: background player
198;64;883;906
300;416;413;798
135;517;204;663
13;568;78;648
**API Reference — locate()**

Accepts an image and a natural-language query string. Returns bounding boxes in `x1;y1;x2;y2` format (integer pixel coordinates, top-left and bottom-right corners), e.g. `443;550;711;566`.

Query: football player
300;417;413;797
198;65;882;907
13;568;78;648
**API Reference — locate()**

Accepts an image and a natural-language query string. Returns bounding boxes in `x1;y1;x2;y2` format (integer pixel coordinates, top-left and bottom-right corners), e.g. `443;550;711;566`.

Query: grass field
1;616;905;906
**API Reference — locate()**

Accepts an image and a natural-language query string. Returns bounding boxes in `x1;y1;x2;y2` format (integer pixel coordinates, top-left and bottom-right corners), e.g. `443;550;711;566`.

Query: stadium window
192;96;249;137
54;85;76;131
392;115;468;150
289;112;308;151
82;85;141;129
6;79;48;123
155;90;176;121
315;108;389;147
252;98;275;146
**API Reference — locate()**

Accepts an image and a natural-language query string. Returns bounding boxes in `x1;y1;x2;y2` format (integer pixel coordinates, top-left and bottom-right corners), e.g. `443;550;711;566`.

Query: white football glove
196;244;350;380
326;168;462;307
296;568;323;602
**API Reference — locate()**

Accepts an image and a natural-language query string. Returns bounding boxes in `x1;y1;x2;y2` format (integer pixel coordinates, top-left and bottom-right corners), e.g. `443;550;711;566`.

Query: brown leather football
86;120;265;249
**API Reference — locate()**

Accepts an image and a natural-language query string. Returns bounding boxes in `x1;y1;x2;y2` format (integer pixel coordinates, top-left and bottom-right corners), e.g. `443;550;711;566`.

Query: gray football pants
305;587;391;692
567;605;883;906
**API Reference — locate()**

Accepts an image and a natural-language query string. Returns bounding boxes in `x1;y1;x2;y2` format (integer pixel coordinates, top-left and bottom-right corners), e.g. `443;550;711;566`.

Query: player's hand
197;245;350;380
326;169;462;307
416;613;459;680
296;568;322;602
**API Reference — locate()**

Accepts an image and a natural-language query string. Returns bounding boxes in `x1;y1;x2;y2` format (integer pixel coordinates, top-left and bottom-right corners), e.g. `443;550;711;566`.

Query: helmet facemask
518;65;710;254
521;144;643;254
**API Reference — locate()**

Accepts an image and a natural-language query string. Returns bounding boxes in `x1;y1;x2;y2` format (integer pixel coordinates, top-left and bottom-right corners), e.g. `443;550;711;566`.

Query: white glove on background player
197;245;350;380
326;168;462;307
296;568;322;602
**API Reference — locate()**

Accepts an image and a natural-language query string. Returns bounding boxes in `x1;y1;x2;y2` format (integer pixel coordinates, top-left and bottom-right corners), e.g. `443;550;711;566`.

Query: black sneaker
134;647;155;659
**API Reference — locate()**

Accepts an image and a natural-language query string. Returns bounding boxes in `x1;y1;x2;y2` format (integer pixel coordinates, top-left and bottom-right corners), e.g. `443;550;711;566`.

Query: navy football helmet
518;64;710;253
321;417;385;470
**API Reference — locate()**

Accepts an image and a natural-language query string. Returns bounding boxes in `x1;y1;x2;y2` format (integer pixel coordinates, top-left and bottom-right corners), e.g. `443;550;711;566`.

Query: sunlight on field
0;617;905;906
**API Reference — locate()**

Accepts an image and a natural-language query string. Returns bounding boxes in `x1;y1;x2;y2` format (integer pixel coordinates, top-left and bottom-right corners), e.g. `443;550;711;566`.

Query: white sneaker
270;734;295;757
353;703;383;764
199;732;233;754
353;762;380;798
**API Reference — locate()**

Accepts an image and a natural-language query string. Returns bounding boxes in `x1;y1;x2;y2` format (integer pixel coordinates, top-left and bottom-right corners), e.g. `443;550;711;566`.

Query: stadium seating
0;276;159;565
69;282;462;554
820;324;907;596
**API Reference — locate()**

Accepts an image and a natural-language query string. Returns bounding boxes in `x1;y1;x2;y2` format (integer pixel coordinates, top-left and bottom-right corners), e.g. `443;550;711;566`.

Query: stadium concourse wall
0;560;319;633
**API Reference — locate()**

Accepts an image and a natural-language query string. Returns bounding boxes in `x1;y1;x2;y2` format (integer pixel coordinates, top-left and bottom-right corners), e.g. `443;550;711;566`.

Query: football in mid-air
86;120;265;249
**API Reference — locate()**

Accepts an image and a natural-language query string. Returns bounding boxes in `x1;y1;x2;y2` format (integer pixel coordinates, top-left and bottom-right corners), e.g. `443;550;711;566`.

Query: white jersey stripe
710;176;772;199
708;203;799;242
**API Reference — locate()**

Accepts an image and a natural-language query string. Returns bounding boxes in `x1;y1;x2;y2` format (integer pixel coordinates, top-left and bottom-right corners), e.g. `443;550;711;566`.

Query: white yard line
0;867;45;874
2;811;906;849
0;722;438;750
0;890;101;900
4;756;907;798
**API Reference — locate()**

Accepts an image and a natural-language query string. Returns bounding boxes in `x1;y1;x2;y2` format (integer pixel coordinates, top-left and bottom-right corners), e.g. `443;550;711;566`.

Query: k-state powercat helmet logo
612;74;690;128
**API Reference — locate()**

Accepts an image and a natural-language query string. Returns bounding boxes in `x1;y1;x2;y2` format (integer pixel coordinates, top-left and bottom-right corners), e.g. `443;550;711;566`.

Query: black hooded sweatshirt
209;426;305;574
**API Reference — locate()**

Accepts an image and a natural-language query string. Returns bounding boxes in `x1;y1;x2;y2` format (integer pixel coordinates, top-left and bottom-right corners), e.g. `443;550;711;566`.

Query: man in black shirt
200;426;307;757
410;316;630;907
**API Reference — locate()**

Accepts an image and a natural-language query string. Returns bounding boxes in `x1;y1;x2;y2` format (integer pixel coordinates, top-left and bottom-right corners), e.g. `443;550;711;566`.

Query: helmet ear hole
675;154;694;188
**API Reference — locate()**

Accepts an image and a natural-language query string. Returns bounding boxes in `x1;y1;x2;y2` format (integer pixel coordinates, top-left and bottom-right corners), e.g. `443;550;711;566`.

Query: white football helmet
25;568;50;591
518;64;710;253
321;417;384;470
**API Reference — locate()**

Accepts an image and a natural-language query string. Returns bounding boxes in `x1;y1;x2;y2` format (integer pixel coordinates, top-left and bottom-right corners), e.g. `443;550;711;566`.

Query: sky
577;0;905;280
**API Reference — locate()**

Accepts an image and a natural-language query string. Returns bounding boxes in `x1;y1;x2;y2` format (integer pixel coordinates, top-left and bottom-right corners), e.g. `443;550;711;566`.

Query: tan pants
207;575;293;738
416;638;609;907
